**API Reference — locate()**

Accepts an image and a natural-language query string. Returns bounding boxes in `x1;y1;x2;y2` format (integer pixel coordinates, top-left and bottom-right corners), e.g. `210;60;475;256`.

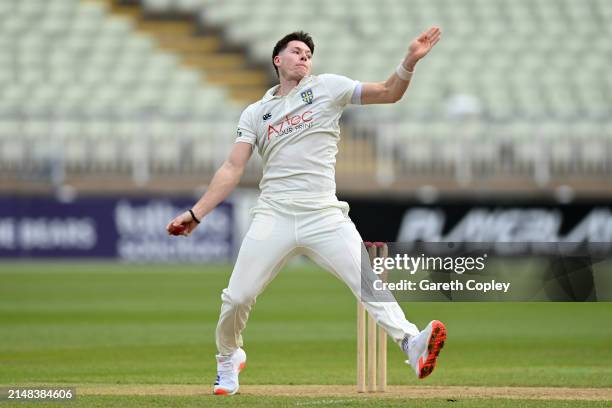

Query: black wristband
188;209;201;224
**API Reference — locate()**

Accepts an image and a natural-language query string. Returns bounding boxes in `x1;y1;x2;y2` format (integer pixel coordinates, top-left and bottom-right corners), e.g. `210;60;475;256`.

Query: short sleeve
235;106;257;147
320;73;361;107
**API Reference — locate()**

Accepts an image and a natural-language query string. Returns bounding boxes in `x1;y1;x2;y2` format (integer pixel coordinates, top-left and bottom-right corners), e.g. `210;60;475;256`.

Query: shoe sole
213;361;247;396
418;320;447;379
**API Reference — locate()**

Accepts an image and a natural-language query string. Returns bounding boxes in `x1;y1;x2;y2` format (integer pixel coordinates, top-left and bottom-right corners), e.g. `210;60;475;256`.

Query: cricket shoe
402;320;447;379
213;348;247;395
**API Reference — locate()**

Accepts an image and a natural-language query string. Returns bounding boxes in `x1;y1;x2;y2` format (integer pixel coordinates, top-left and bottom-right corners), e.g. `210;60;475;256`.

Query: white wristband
396;62;414;81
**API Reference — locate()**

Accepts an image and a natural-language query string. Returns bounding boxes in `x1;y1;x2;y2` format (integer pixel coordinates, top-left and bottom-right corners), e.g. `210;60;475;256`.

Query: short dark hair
271;31;315;77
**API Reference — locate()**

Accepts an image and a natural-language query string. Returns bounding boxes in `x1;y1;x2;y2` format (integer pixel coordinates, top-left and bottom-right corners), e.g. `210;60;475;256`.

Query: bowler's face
275;40;312;80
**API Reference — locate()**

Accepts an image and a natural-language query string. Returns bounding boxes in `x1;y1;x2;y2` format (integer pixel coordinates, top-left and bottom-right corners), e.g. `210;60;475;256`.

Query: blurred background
1;0;611;261
1;1;610;397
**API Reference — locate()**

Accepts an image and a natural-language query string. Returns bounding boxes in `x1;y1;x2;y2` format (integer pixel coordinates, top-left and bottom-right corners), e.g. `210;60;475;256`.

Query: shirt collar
262;75;314;102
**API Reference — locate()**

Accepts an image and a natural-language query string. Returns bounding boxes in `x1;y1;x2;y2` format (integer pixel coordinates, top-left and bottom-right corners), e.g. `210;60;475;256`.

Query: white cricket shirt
235;74;361;199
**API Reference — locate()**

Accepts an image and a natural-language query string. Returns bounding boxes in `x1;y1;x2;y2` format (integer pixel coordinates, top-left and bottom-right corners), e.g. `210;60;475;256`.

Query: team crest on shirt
300;88;314;104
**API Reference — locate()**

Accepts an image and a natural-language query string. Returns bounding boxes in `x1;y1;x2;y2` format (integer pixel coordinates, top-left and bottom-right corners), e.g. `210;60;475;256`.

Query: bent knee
221;289;256;309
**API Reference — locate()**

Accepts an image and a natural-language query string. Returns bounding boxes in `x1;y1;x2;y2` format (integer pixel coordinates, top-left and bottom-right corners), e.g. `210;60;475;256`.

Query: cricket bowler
167;27;446;395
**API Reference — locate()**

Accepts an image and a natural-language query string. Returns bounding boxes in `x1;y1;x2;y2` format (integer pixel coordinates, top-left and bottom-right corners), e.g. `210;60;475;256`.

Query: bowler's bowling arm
191;142;253;221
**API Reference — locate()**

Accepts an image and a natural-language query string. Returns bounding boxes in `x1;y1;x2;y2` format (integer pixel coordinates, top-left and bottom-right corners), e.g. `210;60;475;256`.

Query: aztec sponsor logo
267;110;314;140
397;207;612;250
300;88;314;104
262;112;272;121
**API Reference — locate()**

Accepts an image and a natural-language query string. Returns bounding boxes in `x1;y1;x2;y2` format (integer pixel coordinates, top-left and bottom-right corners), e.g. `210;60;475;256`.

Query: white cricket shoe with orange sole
213;348;247;395
403;320;447;379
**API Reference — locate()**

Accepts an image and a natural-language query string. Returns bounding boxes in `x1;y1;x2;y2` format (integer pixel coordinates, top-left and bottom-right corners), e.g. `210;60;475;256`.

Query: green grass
0;262;611;407
1;396;610;408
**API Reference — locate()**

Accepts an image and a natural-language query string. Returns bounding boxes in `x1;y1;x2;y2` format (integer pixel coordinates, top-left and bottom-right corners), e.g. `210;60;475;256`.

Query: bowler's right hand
166;211;199;236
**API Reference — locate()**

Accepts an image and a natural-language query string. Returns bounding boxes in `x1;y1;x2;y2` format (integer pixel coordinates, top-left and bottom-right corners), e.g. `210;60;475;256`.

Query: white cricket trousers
215;195;419;355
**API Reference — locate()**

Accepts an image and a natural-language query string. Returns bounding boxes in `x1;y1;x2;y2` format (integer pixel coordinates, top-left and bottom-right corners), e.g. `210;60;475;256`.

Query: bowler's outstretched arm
361;26;441;105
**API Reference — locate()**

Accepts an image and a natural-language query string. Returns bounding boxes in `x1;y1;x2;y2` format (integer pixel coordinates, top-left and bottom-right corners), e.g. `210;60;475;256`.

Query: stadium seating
191;0;611;179
0;0;244;176
0;0;610;185
189;0;612;121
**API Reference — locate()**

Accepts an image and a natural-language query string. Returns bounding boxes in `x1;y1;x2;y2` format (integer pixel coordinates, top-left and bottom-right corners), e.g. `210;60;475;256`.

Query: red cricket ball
168;224;187;235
